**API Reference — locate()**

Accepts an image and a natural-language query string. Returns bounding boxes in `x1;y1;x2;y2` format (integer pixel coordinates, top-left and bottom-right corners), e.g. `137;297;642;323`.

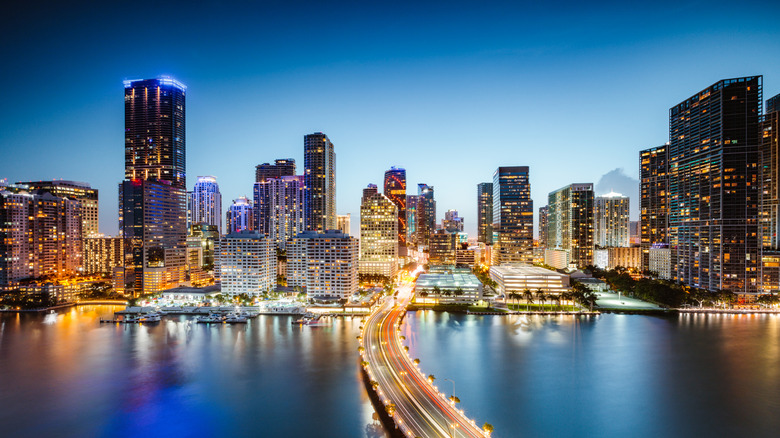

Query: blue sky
1;0;779;237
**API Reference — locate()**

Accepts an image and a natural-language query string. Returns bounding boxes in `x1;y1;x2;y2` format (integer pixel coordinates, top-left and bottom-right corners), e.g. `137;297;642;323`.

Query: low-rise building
414;271;483;303
489;265;569;295
595;247;642;271
649;244;672;280
544;249;570;270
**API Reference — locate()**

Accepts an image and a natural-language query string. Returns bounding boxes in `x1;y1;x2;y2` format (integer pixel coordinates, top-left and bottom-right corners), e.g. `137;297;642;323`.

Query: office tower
1;186;82;286
288;230;358;302
640;145;670;270
304;133;336;232
121;77;187;296
477;182;493;245
406;195;418;245
595;192;630;248
18;180;99;237
255;158;296;182
492;167;533;265
83;236;122;275
226;197;254;233
254;175;305;249
119;180;187;295
416;184;436;246
441;210;464;233
188;176;222;234
362;184;378;202
336;214;351;235
538;206;549;249
215;230;276;296
359;192;398;277
189;223;219;270
124;78;186;189
761;93;780;293
383;167;407;249
548;183;594;267
669;76;761;294
429;230;457;266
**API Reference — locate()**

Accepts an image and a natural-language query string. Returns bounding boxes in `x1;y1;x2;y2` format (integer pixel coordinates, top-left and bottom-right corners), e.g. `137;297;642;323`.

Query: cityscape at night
2;1;780;437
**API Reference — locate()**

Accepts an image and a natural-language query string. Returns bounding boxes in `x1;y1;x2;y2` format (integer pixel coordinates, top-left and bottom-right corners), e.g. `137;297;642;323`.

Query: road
361;276;489;438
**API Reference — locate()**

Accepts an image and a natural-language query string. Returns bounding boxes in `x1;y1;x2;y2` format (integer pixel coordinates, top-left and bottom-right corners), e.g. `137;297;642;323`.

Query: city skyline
2;1;780;239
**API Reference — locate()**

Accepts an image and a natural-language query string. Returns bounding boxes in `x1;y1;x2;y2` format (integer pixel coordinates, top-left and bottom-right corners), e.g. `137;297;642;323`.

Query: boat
138;313;161;323
225;313;248;323
197;313;225;323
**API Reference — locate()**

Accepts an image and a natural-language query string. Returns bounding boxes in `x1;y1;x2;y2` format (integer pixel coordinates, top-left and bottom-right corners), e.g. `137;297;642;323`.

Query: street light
443;378;455;402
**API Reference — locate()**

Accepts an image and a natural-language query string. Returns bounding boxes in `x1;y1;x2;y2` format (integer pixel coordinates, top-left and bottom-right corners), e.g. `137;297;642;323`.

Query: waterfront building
477;182;493;245
761;93;780;292
119;179;187;295
384;167;407;250
649;243;672;280
215;230;276;296
429;230;457;266
413;271;483;304
17;180;98;237
416;184;436;246
669;76;761;294
254;175;305;249
492;167;533;265
83;236;122;275
304;133;336;232
548;183;594;267
640;145;670;270
489;265;570;295
336;214;351;235
442;210;464;233
593;247;642;271
255;158;296;182
595;192;630;248
359;192;399;278
538;206;549;249
226;197;254;233
288;230;358;301
0;186;82;286
188;176;222;234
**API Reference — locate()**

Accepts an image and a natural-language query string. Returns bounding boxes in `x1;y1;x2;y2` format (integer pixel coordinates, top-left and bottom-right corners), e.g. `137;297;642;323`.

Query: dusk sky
2;0;779;237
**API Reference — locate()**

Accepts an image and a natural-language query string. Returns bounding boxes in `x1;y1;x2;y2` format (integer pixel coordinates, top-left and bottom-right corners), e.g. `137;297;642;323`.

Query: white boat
197;313;225;323
139;314;161;323
225;313;248;323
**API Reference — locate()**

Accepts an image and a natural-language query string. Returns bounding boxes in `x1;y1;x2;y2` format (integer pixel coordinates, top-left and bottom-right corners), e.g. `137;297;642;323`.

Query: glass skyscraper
492;167;533;265
383;167;407;250
477;182;493;245
304;133;336;233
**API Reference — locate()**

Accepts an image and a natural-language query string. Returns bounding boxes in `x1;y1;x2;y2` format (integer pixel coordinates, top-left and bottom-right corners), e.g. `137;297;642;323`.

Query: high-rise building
640;145;670;270
304;133;336;232
492;167;533;265
226;197;254;234
362;184;378;202
119;179;186;295
83;236;122;275
1;186;82;286
336;214;351;235
429;230;457;266
595;192;630;248
18;180;99;238
215;230;276;296
359;192;398;277
383;167;407;249
188;176;222;234
416;184;436;246
442;210;464;233
669;76;761;294
477;182;493;245
121;77;187;296
761;93;780;293
254;176;305;249
406;195;418;245
189;223;219;270
538;206;549;249
255;158;296;182
288;230;358;302
548;183;594;267
124;77;186;189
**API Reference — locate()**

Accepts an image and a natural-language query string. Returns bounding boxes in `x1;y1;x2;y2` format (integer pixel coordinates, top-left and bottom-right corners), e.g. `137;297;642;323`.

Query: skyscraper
255;159;296;182
120;77;187;296
336;214;351;235
416;184;436;246
254;175;305;249
304;133;336;232
188;176;222;234
359;192;399;277
226;197;254;233
442;210;464;232
548;183;594;267
492;167;533;265
383;167;407;250
595;192;630;248
538;206;549;249
669;76;761;294
477;182;493;245
640;145;670;270
406;194;419;245
760;93;780;293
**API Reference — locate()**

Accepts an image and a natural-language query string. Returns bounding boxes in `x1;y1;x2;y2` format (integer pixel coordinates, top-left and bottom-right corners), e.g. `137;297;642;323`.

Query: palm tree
428;374;436;384
523;289;533;311
483;423;494;436
536;290;546;311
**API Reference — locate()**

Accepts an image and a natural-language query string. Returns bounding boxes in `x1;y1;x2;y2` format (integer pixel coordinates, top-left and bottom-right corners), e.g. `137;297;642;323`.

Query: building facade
595;192;630;248
304;133;336;232
226;197;254;234
216;231;276;296
538;206;549;249
188;176;222;234
383;167;407;248
547;183;594;268
288;230;358;301
255;158;296;182
336;214;351;235
429;230;457;266
640;145;670;270
477;182;493;245
415;184;436;246
359;192;398;277
492;167;533;265
83;236;122;275
18;180;98;238
254;175;305;248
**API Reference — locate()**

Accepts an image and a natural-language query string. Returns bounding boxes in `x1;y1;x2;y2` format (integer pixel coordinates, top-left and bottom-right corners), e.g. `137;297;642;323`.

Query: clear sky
2;0;779;237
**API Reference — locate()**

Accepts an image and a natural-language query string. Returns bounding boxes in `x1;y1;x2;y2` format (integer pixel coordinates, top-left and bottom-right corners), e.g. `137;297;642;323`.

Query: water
2;307;779;437
0;306;385;438
403;311;780;438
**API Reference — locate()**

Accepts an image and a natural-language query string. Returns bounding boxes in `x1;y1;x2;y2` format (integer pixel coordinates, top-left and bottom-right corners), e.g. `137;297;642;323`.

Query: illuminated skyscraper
359;192;398;277
383;167;407;250
336;214;351;235
416;184;436;246
548;183;594;267
255;159;296;182
538;206;549;249
595;192;629;248
477;182;493;245
254;175;305;249
226;197;254;233
669;76;761;294
492;167;533;265
442;210;464;233
188;176;222;234
304;133;336;232
760;93;780;293
406;195;418;244
640;145;669;270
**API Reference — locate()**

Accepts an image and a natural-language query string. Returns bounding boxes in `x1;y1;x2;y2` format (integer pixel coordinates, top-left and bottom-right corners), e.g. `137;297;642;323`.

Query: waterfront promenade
361;279;489;438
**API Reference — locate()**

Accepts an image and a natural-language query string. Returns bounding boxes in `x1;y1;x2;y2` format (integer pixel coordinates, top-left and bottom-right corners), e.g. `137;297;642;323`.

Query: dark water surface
2;307;779;437
404;311;780;438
